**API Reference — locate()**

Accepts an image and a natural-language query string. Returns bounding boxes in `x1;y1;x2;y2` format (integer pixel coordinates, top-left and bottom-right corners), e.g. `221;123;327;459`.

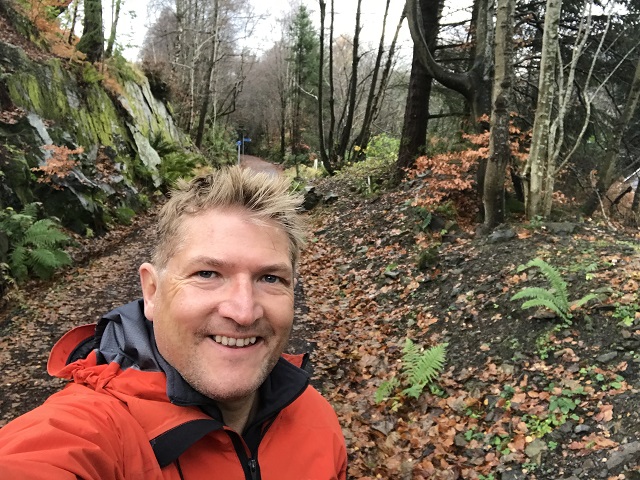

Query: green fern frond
401;341;447;399
28;248;59;268
20;202;41;219
401;338;422;368
30;261;54;280
9;245;28;281
52;249;72;267
23;220;69;248
571;293;599;309
0;212;34;240
520;298;569;321
514;259;570;315
518;258;569;310
375;377;400;404
511;287;561;304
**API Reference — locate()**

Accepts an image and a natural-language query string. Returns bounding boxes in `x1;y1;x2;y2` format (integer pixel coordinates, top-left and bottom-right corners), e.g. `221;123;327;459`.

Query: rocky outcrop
0;35;188;232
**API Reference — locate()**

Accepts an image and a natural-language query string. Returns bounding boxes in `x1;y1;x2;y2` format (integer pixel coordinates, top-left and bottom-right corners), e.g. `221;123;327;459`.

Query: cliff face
0;25;187;233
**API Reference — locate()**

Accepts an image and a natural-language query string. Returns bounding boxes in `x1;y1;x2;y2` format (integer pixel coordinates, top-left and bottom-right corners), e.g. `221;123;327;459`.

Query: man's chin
205;385;260;405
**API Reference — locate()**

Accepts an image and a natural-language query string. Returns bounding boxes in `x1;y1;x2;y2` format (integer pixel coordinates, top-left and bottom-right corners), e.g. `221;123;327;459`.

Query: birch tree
524;0;638;218
523;0;562;219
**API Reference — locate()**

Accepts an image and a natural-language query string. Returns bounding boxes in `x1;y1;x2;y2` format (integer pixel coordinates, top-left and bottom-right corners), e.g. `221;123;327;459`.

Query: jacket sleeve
0;384;158;480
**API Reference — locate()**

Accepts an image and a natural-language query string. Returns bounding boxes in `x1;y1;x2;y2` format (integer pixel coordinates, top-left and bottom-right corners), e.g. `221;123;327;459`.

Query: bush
201;124;237;166
150;133;201;189
0;203;71;283
337;134;399;195
283;164;326;182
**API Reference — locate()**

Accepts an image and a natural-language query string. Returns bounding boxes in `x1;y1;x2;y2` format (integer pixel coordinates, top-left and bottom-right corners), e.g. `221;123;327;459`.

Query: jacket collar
48;299;310;464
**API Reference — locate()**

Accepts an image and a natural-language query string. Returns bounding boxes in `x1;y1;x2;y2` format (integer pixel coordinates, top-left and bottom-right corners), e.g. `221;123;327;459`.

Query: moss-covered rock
0;20;188;233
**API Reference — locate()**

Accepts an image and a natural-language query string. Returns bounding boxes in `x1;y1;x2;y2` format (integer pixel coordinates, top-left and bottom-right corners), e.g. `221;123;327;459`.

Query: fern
0;204;71;283
402;340;448;399
23;220;69;247
374;377;400;404
512;258;599;325
375;338;448;404
511;287;569;321
9;246;28;282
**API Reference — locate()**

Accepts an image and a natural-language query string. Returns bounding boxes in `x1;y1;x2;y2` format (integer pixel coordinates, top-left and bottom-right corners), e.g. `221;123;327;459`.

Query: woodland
1;0;640;479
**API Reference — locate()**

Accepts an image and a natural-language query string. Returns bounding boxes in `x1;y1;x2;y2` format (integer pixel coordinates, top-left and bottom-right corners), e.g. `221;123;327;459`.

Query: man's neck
218;392;259;433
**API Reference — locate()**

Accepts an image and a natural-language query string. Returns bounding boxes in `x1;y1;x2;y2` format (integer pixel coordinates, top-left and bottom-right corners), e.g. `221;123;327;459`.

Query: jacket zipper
227;430;261;480
248;458;258;480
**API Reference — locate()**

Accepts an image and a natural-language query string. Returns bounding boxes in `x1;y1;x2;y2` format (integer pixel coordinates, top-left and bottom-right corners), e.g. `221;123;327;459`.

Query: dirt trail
240;155;284;175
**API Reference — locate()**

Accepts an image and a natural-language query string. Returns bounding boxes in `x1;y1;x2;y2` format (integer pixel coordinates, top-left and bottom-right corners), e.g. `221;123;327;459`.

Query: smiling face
139;207;294;405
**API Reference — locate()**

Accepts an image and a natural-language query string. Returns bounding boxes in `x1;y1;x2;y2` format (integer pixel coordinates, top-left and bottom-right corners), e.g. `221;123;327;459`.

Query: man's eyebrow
188;256;292;274
188;256;227;269
258;263;294;275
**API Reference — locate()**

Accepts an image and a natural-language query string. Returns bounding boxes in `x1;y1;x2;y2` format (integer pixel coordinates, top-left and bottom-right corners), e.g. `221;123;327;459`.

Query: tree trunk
405;0;493;124
583;54;640;216
67;0;80;45
630;181;640;226
105;0;122;58
76;0;104;63
483;0;514;229
317;0;335;174
334;0;362;164
524;0;562;219
194;0;220;149
396;0;442;176
352;0;391;160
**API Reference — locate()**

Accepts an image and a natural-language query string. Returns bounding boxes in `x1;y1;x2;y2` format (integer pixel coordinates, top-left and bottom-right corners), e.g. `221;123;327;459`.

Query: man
0;166;347;479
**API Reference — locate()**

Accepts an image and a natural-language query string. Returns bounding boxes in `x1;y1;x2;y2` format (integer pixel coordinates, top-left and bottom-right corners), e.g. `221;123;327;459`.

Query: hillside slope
300;176;640;479
1;173;639;479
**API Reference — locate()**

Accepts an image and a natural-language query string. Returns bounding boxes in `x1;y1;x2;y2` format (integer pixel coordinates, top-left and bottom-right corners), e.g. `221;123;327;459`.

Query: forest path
240;155;284;175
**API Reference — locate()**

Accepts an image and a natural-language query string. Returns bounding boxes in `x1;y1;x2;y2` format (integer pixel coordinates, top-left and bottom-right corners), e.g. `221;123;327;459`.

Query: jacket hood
47;299;311;466
49;299;310;408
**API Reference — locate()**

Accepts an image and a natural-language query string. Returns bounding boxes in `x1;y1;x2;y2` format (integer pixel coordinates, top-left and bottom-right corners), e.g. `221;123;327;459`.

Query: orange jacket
0;301;347;479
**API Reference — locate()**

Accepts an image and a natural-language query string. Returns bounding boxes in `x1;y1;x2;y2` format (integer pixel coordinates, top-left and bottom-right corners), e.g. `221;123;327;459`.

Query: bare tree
76;0;104;62
396;0;442;175
483;0;514;228
524;0;638;218
352;0;404;161
105;0;123;58
141;0;255;149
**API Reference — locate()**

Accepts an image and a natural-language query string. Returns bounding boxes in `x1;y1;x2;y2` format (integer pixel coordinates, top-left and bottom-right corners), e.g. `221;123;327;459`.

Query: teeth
213;336;257;348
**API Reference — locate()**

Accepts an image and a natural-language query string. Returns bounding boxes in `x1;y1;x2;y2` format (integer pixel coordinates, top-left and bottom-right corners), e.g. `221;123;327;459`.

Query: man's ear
139;262;158;321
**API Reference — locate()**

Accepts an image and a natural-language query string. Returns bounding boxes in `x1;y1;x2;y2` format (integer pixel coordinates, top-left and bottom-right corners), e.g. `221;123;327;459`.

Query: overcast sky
114;0;471;62
115;0;413;61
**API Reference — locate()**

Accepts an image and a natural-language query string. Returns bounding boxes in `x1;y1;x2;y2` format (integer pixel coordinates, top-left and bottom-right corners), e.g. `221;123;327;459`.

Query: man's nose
218;278;263;325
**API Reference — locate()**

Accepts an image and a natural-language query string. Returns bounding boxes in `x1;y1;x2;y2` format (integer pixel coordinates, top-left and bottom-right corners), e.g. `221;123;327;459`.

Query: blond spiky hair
152;166;306;269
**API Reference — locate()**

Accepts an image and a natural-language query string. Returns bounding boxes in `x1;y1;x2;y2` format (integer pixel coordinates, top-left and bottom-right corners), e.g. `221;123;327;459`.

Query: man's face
140;208;294;404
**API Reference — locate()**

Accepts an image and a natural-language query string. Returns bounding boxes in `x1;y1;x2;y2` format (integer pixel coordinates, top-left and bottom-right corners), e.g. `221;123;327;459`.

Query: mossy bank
0;35;193;234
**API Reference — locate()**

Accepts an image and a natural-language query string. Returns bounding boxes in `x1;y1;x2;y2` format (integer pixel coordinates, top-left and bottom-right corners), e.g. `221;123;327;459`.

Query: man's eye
262;274;281;284
198;271;216;279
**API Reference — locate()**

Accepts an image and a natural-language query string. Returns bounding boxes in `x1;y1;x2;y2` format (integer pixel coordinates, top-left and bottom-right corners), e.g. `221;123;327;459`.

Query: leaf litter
1;177;640;479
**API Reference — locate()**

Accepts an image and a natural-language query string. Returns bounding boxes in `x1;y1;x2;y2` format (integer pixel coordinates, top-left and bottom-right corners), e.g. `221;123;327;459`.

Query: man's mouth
213;335;258;348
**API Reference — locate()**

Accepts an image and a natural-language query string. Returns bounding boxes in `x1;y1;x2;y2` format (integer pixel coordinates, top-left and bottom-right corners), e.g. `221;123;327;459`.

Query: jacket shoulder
260;386;347;479
0;383;162;480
